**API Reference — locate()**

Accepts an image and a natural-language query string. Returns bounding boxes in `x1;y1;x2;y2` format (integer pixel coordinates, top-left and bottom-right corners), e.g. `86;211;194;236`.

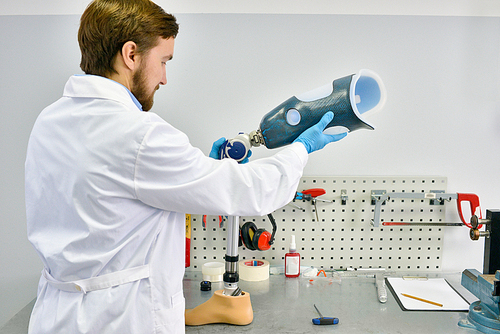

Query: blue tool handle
312;317;339;325
295;192;312;201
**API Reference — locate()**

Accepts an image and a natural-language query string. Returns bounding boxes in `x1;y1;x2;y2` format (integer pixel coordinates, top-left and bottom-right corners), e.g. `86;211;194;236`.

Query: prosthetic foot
185;290;253;326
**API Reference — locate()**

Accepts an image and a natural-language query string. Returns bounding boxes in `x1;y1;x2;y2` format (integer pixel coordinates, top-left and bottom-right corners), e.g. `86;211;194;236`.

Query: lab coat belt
42;265;150;294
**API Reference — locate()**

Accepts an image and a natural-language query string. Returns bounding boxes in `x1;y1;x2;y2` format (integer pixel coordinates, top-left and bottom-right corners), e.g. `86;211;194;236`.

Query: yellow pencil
401;293;443;307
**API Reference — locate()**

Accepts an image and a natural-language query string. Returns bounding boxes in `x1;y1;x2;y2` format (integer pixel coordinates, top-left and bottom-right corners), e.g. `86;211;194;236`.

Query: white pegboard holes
188;176;447;272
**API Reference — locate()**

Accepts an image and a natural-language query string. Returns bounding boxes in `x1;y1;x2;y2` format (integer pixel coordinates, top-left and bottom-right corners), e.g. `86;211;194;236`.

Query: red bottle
285;235;300;278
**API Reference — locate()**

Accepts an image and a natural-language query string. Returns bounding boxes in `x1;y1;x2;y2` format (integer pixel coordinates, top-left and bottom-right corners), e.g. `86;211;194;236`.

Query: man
25;0;345;333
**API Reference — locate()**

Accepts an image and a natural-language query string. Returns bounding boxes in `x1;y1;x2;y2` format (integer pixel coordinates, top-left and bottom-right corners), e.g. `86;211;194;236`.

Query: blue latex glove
209;137;226;159
239;149;252;164
209;137;252;163
293;112;347;153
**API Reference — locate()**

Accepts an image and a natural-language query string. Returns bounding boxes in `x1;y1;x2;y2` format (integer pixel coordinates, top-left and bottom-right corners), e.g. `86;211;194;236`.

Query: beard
131;63;157;112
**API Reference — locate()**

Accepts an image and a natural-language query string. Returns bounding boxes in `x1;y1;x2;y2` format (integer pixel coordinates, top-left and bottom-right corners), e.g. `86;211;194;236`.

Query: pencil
401;293;443;307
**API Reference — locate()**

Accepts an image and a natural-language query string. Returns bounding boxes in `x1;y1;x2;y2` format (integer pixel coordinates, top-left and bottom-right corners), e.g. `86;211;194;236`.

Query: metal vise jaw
459;269;500;333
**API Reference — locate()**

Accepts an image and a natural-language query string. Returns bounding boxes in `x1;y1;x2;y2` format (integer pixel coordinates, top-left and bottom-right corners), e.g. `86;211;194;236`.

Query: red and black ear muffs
239;214;277;251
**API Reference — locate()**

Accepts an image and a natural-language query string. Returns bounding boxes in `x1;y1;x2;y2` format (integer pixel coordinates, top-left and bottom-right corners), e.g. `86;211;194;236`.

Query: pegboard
188;176;450;272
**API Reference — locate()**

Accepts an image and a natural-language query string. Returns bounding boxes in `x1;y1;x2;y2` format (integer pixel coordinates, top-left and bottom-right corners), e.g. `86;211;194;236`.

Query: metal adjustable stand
223;216;242;296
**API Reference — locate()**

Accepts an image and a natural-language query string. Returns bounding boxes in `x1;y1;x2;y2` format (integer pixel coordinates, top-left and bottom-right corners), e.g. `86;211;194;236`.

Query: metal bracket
341;189;348;205
429;190;445;205
370;190;388;227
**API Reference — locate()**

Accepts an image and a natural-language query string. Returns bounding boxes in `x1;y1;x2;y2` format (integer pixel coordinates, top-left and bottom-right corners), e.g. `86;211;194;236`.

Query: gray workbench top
184;271;477;334
1;271;478;334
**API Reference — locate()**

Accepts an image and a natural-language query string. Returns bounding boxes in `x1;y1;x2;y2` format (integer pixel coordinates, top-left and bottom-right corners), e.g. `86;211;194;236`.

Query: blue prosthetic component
259;74;376;149
220;140;247;161
219;132;253;162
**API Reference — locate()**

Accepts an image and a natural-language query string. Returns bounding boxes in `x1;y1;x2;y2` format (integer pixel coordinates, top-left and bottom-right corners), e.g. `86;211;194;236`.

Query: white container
202;262;225;282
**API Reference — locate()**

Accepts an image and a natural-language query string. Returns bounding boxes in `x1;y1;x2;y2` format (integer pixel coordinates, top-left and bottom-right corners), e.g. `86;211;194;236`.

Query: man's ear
121;41;139;71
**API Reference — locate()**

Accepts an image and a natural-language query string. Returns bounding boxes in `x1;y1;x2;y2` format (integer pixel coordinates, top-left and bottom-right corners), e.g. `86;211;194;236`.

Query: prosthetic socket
220;69;387;161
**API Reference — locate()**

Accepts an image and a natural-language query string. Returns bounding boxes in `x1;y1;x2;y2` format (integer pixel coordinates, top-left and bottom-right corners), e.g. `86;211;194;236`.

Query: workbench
184;271;478;334
0;271;479;334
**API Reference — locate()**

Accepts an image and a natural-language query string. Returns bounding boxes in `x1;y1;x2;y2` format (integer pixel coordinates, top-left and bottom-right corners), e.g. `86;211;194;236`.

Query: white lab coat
25;75;308;334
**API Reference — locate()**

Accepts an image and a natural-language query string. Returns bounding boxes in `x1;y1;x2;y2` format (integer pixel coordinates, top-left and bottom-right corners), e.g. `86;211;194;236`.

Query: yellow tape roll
238;259;270;281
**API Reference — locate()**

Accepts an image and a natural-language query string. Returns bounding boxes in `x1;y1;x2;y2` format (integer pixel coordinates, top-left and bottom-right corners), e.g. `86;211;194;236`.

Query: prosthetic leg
185;216;253;326
220;69;387;161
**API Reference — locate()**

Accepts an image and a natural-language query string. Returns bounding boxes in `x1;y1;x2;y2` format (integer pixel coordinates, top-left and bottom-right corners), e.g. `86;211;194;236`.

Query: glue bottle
285;235;300;278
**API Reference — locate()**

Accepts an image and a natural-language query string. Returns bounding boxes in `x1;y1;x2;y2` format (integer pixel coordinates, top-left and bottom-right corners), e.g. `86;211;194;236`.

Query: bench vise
459;209;500;333
459;269;500;333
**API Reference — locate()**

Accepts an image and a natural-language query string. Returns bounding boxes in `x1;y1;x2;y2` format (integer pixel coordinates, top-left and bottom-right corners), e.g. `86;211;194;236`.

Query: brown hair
78;0;179;77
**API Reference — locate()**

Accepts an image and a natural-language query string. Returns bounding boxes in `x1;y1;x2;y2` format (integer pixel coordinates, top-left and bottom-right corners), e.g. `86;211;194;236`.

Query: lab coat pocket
171;290;185;308
154;290;185;334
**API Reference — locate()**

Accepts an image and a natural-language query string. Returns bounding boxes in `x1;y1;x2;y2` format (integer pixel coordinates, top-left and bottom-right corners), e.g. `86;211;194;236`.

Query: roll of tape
239;259;270;281
202;262;224;282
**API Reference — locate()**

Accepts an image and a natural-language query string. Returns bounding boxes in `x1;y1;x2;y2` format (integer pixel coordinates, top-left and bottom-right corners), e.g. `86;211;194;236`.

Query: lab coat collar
64;75;143;111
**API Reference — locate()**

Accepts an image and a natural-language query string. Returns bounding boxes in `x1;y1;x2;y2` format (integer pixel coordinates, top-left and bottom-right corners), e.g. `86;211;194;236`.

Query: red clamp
302;188;326;198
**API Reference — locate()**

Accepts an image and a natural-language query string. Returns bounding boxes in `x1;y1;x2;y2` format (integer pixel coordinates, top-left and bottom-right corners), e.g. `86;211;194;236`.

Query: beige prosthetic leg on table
185;216;254;326
185;290;253;325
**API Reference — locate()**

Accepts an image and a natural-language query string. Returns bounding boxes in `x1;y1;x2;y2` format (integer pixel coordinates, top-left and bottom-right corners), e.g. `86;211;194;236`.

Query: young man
25;0;345;333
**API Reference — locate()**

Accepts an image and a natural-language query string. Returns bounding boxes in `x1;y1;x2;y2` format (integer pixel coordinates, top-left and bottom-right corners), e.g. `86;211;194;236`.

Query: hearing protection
239;214;277;251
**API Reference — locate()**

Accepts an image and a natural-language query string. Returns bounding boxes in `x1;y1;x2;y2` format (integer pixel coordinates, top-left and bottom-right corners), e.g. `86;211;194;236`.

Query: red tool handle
302;188;326;198
457;193;482;228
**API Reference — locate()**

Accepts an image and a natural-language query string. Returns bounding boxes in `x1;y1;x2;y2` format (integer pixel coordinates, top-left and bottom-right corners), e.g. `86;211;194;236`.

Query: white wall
1;0;500;16
1;1;500;327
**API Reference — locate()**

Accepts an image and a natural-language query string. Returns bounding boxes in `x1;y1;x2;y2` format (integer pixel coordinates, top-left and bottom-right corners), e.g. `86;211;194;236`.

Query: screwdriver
312;304;339;325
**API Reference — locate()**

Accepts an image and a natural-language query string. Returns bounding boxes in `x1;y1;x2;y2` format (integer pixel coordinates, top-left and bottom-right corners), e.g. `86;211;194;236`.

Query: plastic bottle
285;235;300;278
